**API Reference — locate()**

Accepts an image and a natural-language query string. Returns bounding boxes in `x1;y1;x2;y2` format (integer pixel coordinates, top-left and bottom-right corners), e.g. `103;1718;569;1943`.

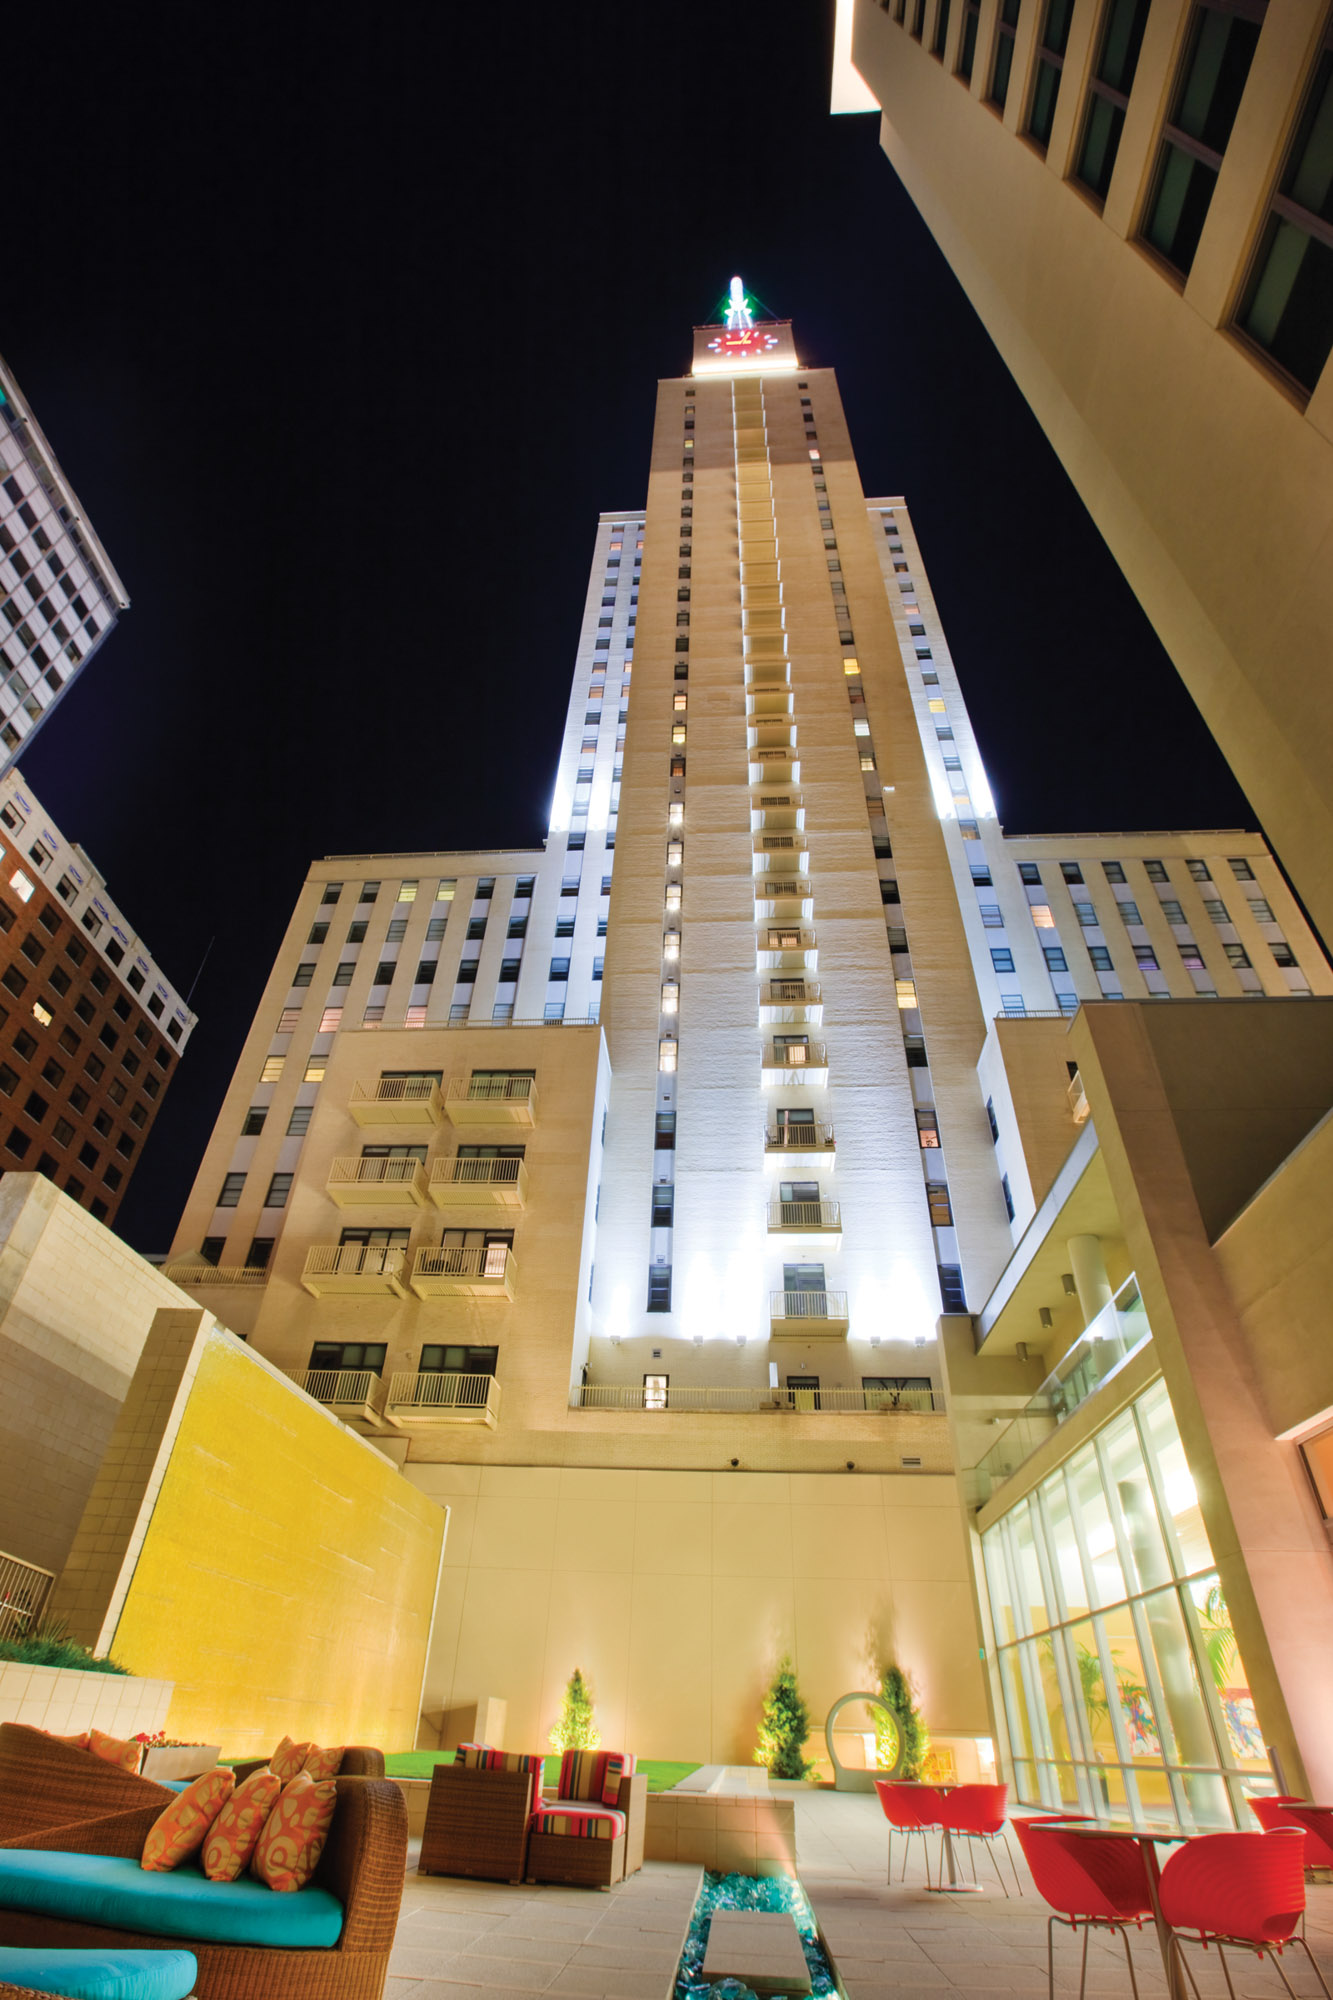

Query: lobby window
1028;0;1074;150
1074;0;1152;202
1142;1;1265;278
931;0;952;58
1237;23;1333;392
958;0;981;79
988;0;1021;109
909;0;925;38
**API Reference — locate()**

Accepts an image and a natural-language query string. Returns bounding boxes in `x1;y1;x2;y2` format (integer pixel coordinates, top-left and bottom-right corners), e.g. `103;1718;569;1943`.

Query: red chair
1013;1816;1153;2000
937;1782;1021;1897
1158;1827;1331;1998
874;1780;940;1888
1250;1796;1333;1873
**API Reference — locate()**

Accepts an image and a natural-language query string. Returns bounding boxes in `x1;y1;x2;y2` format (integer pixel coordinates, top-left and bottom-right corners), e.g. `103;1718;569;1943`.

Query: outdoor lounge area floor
387;1786;1333;2000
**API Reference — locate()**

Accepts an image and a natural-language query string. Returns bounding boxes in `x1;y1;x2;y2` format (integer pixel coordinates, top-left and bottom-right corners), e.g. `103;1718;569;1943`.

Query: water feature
675;1870;841;2000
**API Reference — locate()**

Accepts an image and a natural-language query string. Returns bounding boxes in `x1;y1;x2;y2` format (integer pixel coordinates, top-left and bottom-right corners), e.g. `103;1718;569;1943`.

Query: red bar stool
1158;1827;1330;1998
1013;1816;1153;2000
937;1781;1021;1896
874;1780;941;1888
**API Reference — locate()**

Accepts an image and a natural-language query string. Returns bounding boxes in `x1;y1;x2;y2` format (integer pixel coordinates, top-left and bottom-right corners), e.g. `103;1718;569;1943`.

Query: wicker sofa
419;1749;544;1884
231;1748;385;1784
0;1728;407;2000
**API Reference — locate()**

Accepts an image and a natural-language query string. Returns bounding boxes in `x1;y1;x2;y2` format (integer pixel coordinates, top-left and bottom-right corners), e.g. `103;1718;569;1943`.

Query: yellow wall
59;1315;446;1756
408;1462;987;1765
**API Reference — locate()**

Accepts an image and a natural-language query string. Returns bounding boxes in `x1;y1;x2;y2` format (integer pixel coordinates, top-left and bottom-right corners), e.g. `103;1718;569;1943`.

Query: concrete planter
142;1743;219;1783
0;1661;173;1740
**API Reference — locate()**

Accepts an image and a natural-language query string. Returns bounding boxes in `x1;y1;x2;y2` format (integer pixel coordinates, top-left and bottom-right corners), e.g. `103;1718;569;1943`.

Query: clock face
706;328;782;360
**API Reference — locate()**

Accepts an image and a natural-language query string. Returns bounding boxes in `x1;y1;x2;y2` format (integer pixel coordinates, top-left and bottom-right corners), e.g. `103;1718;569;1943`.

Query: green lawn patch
382;1750;701;1792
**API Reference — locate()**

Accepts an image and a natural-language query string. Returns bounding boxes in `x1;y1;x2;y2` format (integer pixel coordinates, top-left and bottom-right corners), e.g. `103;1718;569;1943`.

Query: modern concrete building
0;352;128;772
0;767;195;1225
169;296;1333;1810
836;1;1333;947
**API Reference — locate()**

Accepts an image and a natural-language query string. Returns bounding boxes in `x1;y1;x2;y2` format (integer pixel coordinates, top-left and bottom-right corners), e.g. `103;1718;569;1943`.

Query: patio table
1045;1818;1191;2000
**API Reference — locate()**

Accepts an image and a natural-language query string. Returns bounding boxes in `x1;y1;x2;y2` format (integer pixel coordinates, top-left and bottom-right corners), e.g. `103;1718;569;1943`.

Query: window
990;948;1015;973
1059;862;1084;885
1225;942;1252;968
1043;946;1069;972
1237;27;1333;390
1074;0;1152;201
292;962;315;987
1001;1173;1015;1222
1028;0;1073;148
374;961;396;985
916;1108;941;1149
1134;946;1160;971
548;957;570;982
261;1056;284;1082
925;1182;953;1227
651;1185;674;1227
219;1172;246;1207
345;921;368;944
1160;899;1186;924
5;1129;31;1161
309;1340;387;1378
242;1107;266;1135
938;1264;967;1312
1178;939;1206;968
931;0;952;59
1143;860;1168;883
277;1007;301;1032
1228;858;1256;881
264;1173;294;1209
359;881;380;904
1018;863;1041;885
655;1112;676;1150
332;961;355;986
321;883;342;905
1142;2;1264;277
647;1266;672;1312
318;1007;343;1033
1271;941;1299;968
1203;898;1229;923
1118;900;1143;924
988;0;1020;108
1187;859;1212;882
307;922;328;945
979;905;1004;928
1089;945;1114;971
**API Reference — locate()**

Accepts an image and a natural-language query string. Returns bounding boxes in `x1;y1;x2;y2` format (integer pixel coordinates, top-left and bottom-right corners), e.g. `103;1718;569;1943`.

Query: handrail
445;1075;536;1104
302;1245;405;1278
769;1289;849;1319
765;1123;835;1149
767;980;820;1002
768;1200;841;1230
386;1370;499;1411
570;1385;942;1414
0;1548;55;1642
350;1075;439;1104
763;1042;827;1067
285;1368;381;1407
412;1245;516;1282
431;1156;525;1187
165;1260;270;1286
328;1154;425;1185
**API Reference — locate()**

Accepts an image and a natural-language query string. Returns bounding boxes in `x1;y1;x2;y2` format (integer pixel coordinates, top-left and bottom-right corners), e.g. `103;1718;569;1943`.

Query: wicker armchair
230;1747;385;1784
419;1747;544;1884
526;1752;646;1890
0;1775;407;2000
0;1725;173;1844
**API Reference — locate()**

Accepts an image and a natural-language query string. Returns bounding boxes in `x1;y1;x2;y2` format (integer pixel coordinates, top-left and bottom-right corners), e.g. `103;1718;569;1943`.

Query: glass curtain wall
982;1378;1270;1827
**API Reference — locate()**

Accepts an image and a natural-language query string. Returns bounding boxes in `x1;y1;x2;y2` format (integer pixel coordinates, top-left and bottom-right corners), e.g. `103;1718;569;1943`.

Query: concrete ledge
644;1791;796;1874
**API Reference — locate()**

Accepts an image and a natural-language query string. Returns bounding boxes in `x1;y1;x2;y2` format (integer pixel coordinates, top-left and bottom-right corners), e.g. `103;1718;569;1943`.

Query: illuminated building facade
169;295;1333;1808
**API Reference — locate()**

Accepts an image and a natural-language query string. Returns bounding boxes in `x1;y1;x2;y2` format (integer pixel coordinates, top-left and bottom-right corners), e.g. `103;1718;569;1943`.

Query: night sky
4;3;1251;1252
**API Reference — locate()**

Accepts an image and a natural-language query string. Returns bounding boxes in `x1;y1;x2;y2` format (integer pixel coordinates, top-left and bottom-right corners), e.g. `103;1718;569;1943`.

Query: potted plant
134;1731;221;1783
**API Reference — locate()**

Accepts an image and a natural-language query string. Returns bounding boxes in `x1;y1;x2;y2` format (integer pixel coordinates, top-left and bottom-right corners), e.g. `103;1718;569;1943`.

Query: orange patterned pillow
88;1728;143;1774
269;1735;311;1781
141;1766;235;1872
202;1770;283;1882
250;1772;338;1892
302;1743;344;1779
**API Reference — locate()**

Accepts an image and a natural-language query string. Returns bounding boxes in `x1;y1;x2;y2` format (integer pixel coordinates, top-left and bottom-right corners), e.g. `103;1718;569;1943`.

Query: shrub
877;1662;928;1779
754;1655;816;1780
0;1623;129;1676
549;1667;601;1751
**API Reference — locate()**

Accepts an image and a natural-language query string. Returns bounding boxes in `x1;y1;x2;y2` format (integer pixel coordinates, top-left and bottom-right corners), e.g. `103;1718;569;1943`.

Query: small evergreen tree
549;1667;601;1751
876;1662;928;1779
754;1655;816;1779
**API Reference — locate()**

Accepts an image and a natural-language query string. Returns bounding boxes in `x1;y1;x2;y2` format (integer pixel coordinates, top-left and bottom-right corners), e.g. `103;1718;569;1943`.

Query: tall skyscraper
0;353;128;773
834;1;1333;945
170;293;1333;1811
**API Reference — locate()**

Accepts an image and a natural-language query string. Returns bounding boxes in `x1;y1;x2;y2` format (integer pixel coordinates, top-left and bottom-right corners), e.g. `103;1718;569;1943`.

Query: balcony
762;1041;828;1085
748;721;795;750
752;834;808;872
749;747;799;782
285;1368;383;1425
430;1156;529;1208
384;1371;501;1429
327;1155;429;1207
570;1382;944;1415
752;796;803;832
759;979;822;1024
300;1245;408;1298
767;1199;841;1237
746;681;792;716
164;1260;270;1289
444;1075;537;1126
757;934;817;972
408;1244;517;1300
348;1076;442;1126
969;1276;1151;1507
765;1122;836;1159
754;882;814;921
769;1289;850;1338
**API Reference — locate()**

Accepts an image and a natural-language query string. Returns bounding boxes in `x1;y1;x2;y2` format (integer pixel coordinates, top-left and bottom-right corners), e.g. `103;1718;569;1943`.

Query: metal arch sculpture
824;1690;903;1792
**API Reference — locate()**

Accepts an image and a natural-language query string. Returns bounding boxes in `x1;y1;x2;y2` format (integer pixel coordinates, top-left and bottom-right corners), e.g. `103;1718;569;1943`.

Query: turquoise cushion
159;1780;192;1794
0;1947;197;1999
0;1850;343;1948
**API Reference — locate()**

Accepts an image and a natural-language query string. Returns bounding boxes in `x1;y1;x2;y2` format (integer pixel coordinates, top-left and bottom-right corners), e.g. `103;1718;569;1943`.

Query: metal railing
574;1384;768;1412
763;1042;827;1069
755;880;805;900
285;1368;381;1409
769;1200;841;1231
412;1245;515;1282
767;980;819;1003
570;1384;942;1415
756;834;805;851
750;747;798;764
328;1154;425;1186
765;1123;835;1150
0;1549;55;1642
770;1289;849;1321
386;1371;501;1415
350;1076;439;1107
302;1245;406;1281
431;1157;526;1192
445;1075;536;1106
786;1387;944;1414
165;1260;270;1286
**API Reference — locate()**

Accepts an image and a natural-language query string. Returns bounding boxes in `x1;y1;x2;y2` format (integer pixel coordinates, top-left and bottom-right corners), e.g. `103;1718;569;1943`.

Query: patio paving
387;1786;1333;2000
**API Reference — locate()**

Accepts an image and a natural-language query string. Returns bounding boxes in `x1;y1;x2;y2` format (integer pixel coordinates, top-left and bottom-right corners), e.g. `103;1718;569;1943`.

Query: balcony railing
757;936;817;970
164;1260;270;1287
0;1548;54;1642
570;1384;942;1415
385;1371;501;1427
749;747;799;774
327;1154;430;1205
284;1369;383;1419
769;1289;850;1336
768;1199;841;1233
765;1123;836;1153
301;1245;408;1297
444;1075;538;1125
430;1156;529;1208
762;1042;827;1079
409;1244;517;1299
969;1275;1151;1507
349;1075;442;1126
785;1386;944;1414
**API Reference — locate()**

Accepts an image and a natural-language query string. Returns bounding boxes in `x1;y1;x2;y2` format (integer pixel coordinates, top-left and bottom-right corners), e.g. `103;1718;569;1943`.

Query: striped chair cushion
533;1805;627;1840
556;1749;636;1809
458;1743;545;1779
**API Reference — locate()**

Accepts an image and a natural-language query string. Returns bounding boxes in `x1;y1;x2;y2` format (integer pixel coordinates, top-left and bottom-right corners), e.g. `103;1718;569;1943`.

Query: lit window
318;1007;343;1033
277;1008;302;1032
436;880;456;901
362;1006;384;1028
406;1005;427;1028
667;840;683;865
674;692;687;712
304;1058;326;1081
896;979;918;1009
9;871;33;903
261;1057;284;1082
665;884;682;911
672;724;686;744
663;931;680;960
853;719;870;737
843;658;860;675
928;699;946;714
399;881;419;902
668;802;684;826
661;982;679;1013
659;1037;678;1072
1031;905;1057;929
32;1001;52;1027
860;754;876;771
